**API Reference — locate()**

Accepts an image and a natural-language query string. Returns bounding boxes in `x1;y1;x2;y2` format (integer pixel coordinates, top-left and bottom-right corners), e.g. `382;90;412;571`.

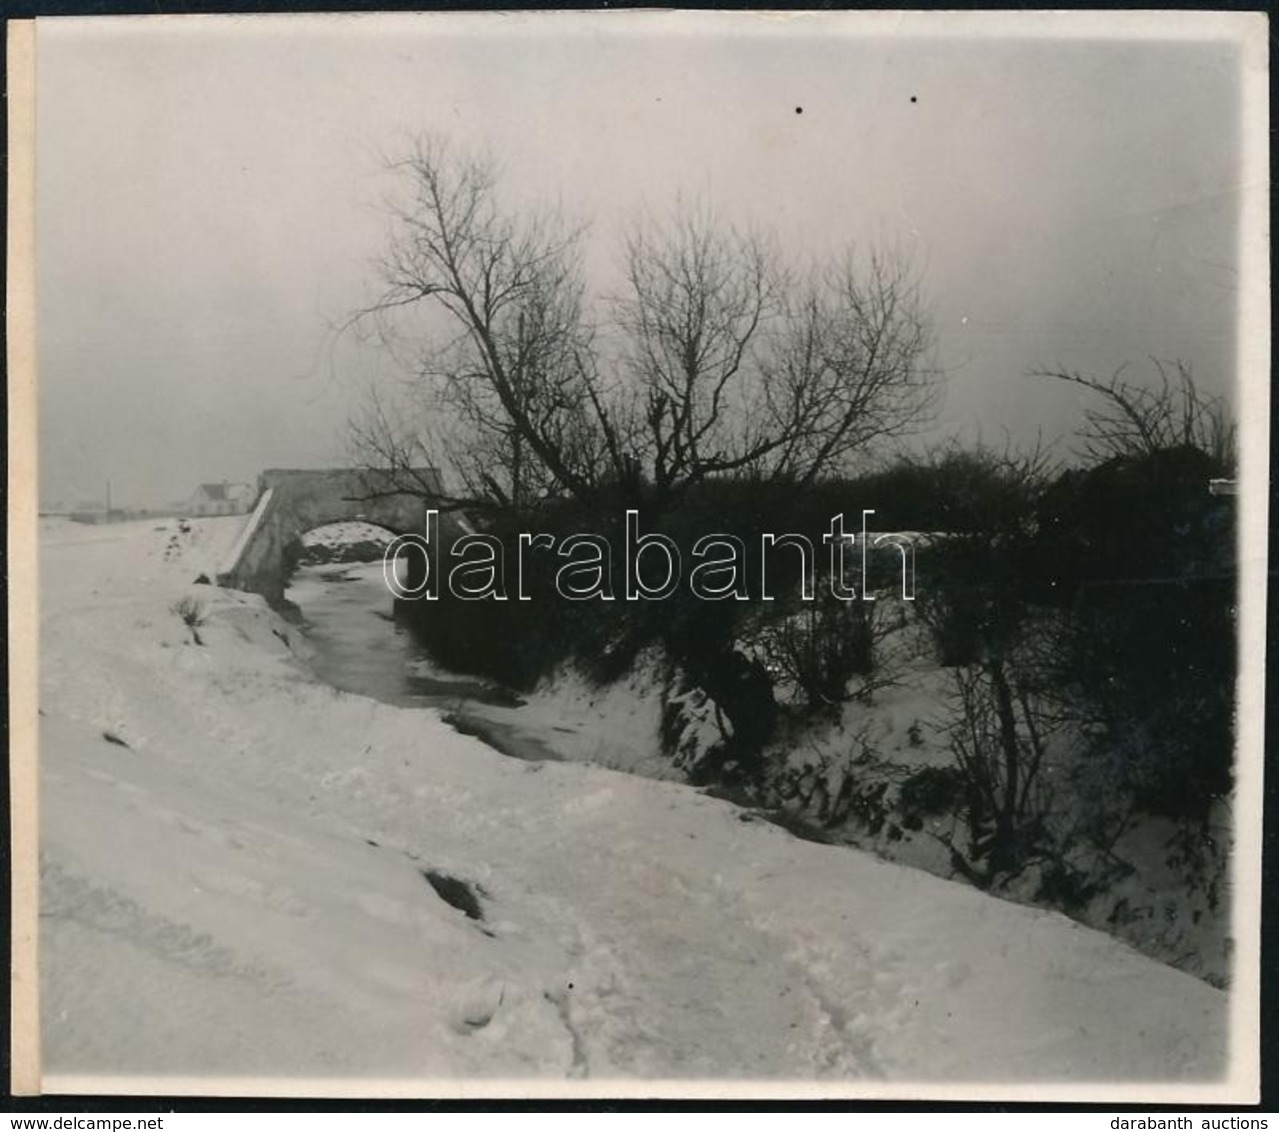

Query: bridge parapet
214;467;442;604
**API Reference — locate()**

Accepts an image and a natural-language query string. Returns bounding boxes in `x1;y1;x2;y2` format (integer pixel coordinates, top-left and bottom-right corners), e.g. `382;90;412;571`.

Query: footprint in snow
448;977;506;1034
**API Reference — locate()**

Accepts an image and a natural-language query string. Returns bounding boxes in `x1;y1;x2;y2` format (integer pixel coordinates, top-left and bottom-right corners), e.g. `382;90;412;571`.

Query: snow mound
301;521;397;548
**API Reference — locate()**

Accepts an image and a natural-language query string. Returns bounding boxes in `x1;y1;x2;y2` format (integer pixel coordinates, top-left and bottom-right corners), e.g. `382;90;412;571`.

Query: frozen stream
285;560;562;760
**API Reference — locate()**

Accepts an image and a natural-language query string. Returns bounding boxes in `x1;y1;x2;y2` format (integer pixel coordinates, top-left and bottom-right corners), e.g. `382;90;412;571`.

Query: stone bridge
214;467;443;604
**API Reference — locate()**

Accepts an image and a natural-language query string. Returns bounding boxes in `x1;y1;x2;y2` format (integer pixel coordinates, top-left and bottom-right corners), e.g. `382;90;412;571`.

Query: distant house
68;499;109;524
187;481;255;516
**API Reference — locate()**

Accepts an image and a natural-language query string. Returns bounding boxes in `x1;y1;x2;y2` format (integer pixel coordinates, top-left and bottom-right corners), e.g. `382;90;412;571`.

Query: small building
187;481;255;516
69;500;109;524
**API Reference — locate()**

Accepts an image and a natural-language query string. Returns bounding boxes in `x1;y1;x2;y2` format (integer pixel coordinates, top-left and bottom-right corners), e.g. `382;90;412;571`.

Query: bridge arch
289;517;411;573
215;468;443;604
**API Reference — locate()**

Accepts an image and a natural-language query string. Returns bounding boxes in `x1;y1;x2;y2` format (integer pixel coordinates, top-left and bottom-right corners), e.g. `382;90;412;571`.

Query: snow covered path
35;517;1229;1090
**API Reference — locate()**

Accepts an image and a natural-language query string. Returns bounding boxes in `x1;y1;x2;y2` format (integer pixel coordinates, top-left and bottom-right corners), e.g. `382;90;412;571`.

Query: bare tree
349;134;618;513
762;249;940;485
615;205;784;504
350;138;940;516
616;210;938;503
1032;358;1236;471
345;384;477;512
941;646;1064;889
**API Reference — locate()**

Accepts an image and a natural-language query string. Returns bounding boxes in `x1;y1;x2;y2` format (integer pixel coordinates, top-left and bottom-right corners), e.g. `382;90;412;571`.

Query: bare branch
1031;358;1235;471
347;133;611;514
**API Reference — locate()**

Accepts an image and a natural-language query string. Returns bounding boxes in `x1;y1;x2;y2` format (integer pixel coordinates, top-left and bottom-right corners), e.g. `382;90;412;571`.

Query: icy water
287;561;849;840
285;561;560;760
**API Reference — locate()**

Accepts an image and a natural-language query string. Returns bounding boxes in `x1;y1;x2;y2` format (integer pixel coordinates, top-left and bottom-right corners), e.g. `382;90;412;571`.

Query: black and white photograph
10;10;1269;1101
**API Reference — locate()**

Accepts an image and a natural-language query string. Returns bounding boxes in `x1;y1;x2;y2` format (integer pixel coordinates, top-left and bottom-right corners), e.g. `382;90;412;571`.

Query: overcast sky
36;12;1255;507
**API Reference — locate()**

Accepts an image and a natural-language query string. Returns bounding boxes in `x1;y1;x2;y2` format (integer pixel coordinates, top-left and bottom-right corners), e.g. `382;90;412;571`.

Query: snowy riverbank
36;516;1233;1095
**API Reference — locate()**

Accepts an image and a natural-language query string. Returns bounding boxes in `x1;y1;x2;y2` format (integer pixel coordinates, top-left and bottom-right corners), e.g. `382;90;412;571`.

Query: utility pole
105;478;112;521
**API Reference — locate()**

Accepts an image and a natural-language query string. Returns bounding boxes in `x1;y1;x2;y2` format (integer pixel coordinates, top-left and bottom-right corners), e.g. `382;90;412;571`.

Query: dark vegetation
400;421;1234;849
391;372;1236;948
348;135;1237;950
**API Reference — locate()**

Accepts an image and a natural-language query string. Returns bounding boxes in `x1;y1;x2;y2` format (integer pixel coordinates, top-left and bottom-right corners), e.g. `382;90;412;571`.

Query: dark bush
1058;579;1234;821
1037;445;1235;821
899;765;966;829
897;443;1050;669
1033;444;1230;596
761;592;894;707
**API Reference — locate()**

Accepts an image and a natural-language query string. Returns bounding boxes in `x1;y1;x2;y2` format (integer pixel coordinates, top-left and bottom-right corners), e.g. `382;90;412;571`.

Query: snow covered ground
35;516;1237;1096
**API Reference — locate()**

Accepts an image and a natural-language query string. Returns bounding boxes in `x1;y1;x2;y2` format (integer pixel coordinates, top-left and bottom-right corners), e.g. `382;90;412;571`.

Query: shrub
1028;366;1236;823
898;765;965;830
1056;579;1234;821
759;591;896;709
941;649;1063;889
1036;443;1235;822
170;595;206;646
907;443;1049;668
